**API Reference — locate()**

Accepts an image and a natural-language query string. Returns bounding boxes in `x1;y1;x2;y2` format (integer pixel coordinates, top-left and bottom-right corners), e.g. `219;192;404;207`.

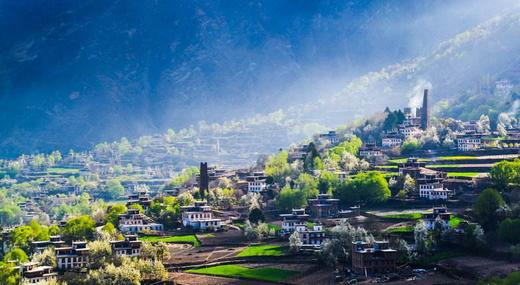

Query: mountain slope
0;0;518;156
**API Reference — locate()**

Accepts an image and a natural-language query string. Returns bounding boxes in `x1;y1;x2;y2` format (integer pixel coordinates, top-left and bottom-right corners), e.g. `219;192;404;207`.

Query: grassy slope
47;167;80;173
382;213;423;220
447;172;482;177
140;235;201;247
237;244;288;257
385;225;414;233
187;265;298;282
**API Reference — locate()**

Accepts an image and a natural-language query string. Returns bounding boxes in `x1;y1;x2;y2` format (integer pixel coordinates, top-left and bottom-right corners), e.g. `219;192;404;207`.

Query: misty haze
2;1;520;284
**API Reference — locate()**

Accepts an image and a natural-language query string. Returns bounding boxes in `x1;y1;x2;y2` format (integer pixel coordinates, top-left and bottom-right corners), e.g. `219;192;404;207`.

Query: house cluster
278;193;360;250
18;234;144;283
399;158;452;200
279;208;326;250
381;89;430;149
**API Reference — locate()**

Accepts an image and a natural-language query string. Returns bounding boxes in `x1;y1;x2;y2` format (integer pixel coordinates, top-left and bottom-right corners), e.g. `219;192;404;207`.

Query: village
2;89;520;285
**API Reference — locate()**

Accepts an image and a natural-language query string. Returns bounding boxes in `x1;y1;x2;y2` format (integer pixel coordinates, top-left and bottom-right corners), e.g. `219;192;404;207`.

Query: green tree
327;136;363;161
86;261;140;285
264;151;292;184
248;208;265;224
490;160;519;190
276;186;306;212
303;143;321;172
106;179;124;200
11;226;34;250
62;215;96;241
102;222;118;238
106;204;127;225
31;248;57;268
3;248;28;264
318;171;339;195
88;240;113;269
128;203;144;213
0;262;19;285
158;208;181;229
401;138;421;155
383;110;405;131
474;188;506;231
295;173;318;199
498;218;520;244
335;171;391;205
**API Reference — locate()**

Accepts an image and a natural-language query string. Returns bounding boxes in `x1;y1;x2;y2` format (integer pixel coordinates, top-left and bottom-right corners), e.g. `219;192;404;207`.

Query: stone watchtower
421;89;429;130
199;162;209;199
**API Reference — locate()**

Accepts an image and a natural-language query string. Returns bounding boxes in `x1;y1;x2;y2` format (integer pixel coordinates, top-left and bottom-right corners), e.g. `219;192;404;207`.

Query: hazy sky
0;0;518;155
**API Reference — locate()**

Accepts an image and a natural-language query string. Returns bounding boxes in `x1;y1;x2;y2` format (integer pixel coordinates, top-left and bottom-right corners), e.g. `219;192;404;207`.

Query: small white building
248;179;267;193
294;224;326;249
110;235;142;257
419;183;451;200
118;208;164;234
319;131;339;145
399;126;422;138
359;143;383;159
181;201;223;231
423;206;451;230
280;208;309;234
19;262;57;284
457;137;482;151
382;136;403;148
55;241;90;270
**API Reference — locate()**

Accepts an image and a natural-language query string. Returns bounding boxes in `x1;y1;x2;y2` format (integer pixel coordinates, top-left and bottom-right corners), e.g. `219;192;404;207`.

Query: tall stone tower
199;162;209;199
421;89;429;130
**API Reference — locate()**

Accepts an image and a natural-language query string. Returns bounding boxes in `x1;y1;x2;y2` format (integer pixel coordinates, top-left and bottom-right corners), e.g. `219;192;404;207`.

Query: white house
399;126;422;138
359;143;383;159
248;179;267;193
181;201;223;231
457;136;482;151
19;262;57;284
55;241;90;270
423;206;451;230
280;208;309;234
118;208;164;234
294;224;326;249
419;183;450;200
110;235;142;257
382;136;403;148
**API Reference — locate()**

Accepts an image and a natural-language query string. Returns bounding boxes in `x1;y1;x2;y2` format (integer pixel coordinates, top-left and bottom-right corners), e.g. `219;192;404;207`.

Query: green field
447;172;482;178
377;165;398;169
449;216;464;228
388;158;408;164
267;224;282;232
415;250;464;266
382;213;423;220
47;167;80;174
437;155;477;161
237;244;288;257
140;234;201;247
426;164;462;168
385;225;414;234
187;265;298;282
388;156;478;165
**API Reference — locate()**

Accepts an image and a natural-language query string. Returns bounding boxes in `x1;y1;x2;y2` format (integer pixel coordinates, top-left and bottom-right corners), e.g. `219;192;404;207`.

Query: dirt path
171;272;277;285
